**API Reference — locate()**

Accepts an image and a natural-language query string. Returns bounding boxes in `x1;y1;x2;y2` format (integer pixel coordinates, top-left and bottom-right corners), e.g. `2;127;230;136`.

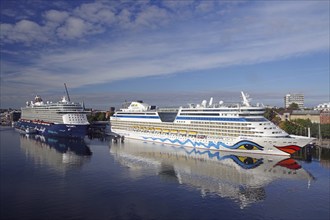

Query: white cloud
117;8;132;28
73;2;116;25
161;0;194;11
56;16;103;39
4;21;326;92
0;20;48;44
134;5;170;28
1;0;329;108
195;1;215;13
0;1;174;44
44;10;69;23
1;8;17;17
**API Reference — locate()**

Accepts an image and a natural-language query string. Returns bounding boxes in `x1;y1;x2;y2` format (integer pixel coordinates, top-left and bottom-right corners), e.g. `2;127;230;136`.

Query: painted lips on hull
274;145;301;154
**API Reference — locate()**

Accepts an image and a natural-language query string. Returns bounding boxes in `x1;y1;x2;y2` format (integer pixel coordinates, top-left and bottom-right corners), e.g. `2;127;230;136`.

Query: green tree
279;118;330;138
287;103;299;110
87;112;107;122
264;108;276;121
96;112;106;121
271;115;282;125
321;124;330;139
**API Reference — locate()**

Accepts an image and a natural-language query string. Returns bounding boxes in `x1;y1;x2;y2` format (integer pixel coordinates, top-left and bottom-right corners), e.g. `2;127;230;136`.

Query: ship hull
15;120;89;138
111;129;314;156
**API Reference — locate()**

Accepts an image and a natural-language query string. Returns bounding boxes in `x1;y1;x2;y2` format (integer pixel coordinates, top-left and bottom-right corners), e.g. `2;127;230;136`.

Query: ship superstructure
110;92;315;156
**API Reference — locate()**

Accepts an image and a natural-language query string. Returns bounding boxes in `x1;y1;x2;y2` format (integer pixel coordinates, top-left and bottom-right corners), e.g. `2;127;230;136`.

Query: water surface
1;127;329;220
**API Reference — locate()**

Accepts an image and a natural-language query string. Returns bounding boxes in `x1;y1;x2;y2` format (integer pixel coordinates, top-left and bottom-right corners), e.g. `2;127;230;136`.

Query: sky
1;0;329;110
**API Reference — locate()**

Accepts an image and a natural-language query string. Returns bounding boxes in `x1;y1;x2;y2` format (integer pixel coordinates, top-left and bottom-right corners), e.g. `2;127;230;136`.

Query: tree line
264;107;330;139
87;112;109;122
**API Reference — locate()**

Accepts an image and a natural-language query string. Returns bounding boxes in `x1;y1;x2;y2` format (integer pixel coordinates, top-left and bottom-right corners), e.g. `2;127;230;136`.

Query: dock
316;139;330;149
88;121;109;135
109;132;125;143
88;121;124;143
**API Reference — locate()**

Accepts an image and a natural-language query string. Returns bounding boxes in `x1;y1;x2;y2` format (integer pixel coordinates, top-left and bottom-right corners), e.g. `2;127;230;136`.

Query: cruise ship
110;92;315;156
15;95;89;138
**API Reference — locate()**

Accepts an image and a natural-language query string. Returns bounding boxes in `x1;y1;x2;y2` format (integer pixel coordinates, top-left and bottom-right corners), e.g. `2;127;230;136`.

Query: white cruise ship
15;95;89;137
110;92;315;156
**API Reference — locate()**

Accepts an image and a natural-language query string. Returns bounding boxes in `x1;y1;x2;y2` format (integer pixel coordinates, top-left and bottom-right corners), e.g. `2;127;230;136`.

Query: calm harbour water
1;126;329;220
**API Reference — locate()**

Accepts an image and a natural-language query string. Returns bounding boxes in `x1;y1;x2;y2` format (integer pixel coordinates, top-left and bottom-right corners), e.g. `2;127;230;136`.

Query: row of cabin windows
112;119;263;131
112;125;258;137
111;122;258;134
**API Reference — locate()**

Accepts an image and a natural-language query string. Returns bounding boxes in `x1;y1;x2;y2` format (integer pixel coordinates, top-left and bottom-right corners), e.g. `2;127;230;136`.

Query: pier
316;139;330;149
88;121;124;143
111;133;125;143
88;121;109;135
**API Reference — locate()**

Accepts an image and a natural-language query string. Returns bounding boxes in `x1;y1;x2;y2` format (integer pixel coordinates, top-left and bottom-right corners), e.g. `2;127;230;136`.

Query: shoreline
316;139;330;149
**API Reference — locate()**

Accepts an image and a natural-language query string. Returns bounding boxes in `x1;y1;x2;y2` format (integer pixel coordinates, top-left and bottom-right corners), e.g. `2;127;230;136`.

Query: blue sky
1;0;329;109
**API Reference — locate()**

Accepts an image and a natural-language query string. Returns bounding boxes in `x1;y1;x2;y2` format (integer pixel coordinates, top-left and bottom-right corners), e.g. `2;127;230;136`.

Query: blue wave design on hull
142;137;264;151
154;145;263;169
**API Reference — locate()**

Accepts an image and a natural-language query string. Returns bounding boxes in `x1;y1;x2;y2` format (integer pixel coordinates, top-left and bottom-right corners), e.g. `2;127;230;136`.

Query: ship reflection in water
109;139;314;209
19;134;92;172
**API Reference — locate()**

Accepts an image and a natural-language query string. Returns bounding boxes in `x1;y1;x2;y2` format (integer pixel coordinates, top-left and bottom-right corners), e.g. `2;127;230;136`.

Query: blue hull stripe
114;115;160;119
175;116;246;122
142;137;264;151
176;117;268;122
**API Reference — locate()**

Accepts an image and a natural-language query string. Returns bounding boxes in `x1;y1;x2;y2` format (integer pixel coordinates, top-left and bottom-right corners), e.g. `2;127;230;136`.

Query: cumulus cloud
56;17;94;39
0;1;174;44
1;0;329;108
134;5;170;28
0;20;48;44
44;9;69;23
73;2;116;25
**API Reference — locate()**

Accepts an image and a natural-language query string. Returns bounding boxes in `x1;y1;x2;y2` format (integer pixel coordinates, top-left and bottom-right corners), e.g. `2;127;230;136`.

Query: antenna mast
241;91;251;107
64;83;71;102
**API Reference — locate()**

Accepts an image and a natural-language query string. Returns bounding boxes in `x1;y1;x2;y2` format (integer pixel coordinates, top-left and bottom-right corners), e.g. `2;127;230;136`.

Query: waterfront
1;127;329;220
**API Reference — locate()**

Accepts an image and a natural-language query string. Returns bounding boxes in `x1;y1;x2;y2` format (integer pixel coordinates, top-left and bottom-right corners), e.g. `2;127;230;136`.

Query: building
290;110;320;123
314;102;330;111
0;110;20;125
10;111;21;122
284;93;304;109
320;112;330;124
279;110;329;125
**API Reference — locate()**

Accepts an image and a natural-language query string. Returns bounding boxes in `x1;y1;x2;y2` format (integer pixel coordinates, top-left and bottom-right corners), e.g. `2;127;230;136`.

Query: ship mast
241;91;251;107
64;83;71;102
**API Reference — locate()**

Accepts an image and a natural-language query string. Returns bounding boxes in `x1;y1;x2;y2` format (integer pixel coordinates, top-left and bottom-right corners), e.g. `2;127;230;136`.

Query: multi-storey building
284;94;304;109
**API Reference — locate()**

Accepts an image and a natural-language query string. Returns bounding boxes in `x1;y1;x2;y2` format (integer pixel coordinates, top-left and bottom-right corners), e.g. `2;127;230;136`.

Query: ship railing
157;108;179;112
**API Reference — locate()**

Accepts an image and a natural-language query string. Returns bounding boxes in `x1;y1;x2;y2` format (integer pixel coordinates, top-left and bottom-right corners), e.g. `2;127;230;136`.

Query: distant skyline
1;0;329;110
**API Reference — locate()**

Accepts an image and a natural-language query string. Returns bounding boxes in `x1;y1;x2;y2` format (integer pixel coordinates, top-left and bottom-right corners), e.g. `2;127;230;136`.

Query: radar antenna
64;83;71;102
